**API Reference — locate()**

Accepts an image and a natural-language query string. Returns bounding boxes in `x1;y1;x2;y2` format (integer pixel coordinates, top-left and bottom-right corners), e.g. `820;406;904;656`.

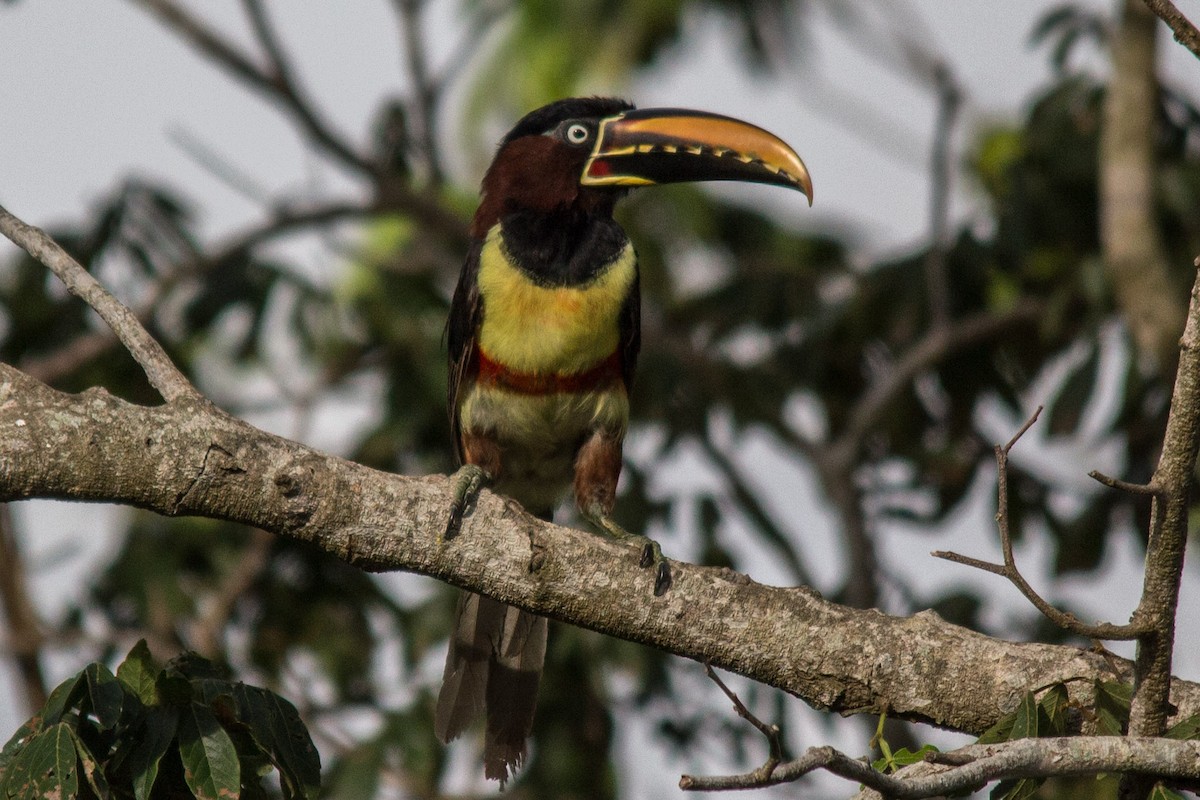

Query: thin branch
682;737;1200;796
191;528;275;658
829;301;1044;466
0;505;47;713
167;124;273;205
0;203;201;403
922;62;961;329
128;0;373;178
933;406;1146;641
1088;469;1162;496
700;439;815;587
1143;0;1200;60
704;664;785;771
391;0;445;184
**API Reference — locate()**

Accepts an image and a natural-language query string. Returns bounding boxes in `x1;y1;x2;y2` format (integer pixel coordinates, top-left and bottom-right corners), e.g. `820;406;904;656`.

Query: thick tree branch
0;204;202;404
1126;261;1200;738
2;363;1200;740
1101;0;1184;371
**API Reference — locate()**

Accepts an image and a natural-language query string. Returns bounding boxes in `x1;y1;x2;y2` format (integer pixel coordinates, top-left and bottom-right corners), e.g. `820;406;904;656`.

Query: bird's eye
565;123;590;145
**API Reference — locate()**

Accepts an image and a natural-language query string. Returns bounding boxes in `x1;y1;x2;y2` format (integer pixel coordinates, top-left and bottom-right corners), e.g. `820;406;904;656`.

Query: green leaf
3;723;79;800
67;728;111;800
1010;691;1039;740
83;663;124;731
233;685;321;799
155;671;194;707
1038;682;1069;736
126;706;179;800
977;709;1018;744
0;719;37;775
178;702;240;800
117;640;161;706
1148;782;1186;800
1094;680;1131;735
37;674;85;729
891;744;939;768
1164;712;1200;740
991;777;1044;800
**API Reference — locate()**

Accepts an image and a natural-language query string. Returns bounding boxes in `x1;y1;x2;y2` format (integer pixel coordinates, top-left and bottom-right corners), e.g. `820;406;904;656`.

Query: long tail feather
435;594;548;786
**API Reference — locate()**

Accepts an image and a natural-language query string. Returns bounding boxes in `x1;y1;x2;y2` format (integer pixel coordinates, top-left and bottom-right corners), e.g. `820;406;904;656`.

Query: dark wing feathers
618;258;641;390
446;239;484;464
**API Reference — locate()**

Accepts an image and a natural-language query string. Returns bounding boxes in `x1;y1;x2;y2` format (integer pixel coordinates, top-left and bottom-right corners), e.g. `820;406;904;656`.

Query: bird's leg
575;431;672;596
445;464;489;540
445;434;501;540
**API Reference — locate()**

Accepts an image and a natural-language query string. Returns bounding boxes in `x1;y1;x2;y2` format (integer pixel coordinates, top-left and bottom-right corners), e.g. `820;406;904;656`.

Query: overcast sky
6;0;1183;253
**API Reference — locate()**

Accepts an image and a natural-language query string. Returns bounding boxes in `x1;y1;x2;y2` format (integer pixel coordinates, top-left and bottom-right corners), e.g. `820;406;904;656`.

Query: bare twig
804;301;1043;608
128;0;373;178
1088;469;1161;496
704;664;785;774
933;406;1146;641
680;736;1200;795
391;0;445;183
0;203;201;403
923;62;961;328
1142;0;1200;60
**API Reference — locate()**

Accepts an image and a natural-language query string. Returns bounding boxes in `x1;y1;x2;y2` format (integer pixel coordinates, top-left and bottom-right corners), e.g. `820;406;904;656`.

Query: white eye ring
565;123;590;144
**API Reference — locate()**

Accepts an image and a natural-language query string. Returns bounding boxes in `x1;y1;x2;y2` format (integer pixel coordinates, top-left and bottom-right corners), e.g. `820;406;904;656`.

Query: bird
436;96;812;785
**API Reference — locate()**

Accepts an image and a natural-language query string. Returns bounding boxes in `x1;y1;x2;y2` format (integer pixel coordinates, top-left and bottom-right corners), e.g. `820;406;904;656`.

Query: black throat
498;207;630;288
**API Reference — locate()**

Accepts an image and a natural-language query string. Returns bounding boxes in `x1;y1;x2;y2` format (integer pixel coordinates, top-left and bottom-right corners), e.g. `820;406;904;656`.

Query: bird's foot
586;509;672;596
445;464;489;541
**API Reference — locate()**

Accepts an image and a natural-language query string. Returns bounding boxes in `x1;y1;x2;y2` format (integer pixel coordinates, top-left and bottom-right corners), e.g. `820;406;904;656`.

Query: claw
445;464;489;541
654;560;672;596
583;505;672;595
639;542;655;569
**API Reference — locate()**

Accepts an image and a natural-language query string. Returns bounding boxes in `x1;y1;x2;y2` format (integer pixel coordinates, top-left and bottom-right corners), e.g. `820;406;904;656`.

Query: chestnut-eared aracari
436;97;812;784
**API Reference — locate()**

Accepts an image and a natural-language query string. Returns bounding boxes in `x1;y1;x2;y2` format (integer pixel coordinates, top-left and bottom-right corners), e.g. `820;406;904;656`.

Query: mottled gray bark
2;363;1198;739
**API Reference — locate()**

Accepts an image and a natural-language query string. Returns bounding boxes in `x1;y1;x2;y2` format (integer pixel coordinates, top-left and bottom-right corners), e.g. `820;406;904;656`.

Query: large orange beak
581;108;813;205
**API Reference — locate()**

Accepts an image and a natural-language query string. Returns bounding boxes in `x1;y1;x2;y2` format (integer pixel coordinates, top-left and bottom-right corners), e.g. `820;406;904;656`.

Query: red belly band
476;349;623;395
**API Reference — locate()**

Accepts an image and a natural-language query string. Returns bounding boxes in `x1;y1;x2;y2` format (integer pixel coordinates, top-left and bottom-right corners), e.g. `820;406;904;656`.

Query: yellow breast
475;225;636;374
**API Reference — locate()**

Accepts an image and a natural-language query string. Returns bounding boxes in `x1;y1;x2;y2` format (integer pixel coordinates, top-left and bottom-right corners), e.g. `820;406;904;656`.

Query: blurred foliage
0;642;320;800
3;0;1200;798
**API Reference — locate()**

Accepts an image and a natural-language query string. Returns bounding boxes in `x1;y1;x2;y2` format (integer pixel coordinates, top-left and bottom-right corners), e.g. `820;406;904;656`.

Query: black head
472;97;637;237
500;97;636;147
471;96;812;239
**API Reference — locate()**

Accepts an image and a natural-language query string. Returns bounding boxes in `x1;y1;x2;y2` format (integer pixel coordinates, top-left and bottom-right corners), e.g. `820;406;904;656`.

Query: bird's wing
447;239;484;464
618;258;641;390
